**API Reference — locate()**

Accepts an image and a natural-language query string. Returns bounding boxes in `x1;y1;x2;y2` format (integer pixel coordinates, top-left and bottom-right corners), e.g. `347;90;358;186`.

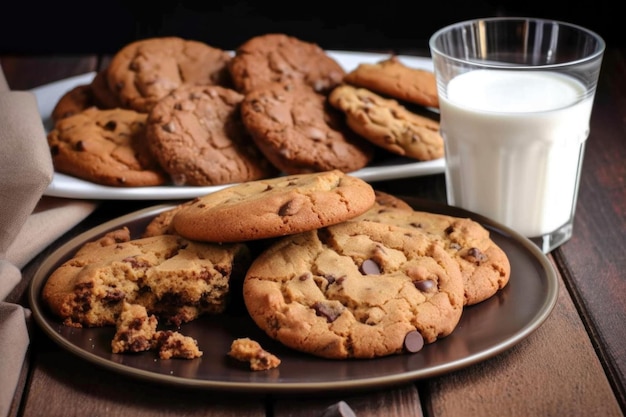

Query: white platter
33;52;445;201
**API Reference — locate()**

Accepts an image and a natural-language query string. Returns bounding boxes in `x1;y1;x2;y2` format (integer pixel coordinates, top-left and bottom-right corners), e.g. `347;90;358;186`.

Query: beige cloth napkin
0;66;98;417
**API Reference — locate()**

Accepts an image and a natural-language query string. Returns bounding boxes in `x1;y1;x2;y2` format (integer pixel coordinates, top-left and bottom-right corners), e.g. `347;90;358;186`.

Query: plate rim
28;198;558;393
33;51;445;201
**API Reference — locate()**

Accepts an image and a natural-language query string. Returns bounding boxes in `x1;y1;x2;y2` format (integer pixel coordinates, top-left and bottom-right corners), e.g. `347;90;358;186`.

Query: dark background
0;0;619;55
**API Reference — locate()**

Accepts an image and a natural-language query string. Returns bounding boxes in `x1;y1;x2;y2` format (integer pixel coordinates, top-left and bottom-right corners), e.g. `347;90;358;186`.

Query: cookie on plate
142;202;194;238
42;227;251;327
146;84;277;186
243;219;464;359
329;84;444;161
343;56;439;108
172;170;376;243
354;204;511;305
240;81;374;174
106;36;232;113
90;68;123;110
228;33;345;94
47;107;168;187
51;84;95;124
372;190;414;211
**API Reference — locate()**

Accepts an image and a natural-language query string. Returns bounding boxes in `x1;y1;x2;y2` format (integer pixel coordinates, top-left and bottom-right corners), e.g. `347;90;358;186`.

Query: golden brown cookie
106;36;232;113
228;33;345;94
142;202;193;238
373;190;414;211
243;220;464;359
42;227;251;327
146;84;277;186
240;82;374;174
329;84;444;161
172;170;376;243
51;84;95;123
47;107;168;187
354;204;511;305
343;56;439;108
90;68;123;109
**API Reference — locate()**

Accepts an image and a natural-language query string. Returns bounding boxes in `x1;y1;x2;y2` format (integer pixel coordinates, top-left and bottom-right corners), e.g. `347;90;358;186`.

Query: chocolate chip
122;256;150;269
313;301;344;323
103;289;124;302
103;120;117;131
74;140;86;151
360;259;380;275
465;247;488;264
404;330;424;353
414;279;436;292
320;401;357;417
129;317;144;330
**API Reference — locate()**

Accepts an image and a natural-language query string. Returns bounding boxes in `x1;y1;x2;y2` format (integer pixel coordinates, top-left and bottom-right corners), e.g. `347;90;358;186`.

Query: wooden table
2;46;624;417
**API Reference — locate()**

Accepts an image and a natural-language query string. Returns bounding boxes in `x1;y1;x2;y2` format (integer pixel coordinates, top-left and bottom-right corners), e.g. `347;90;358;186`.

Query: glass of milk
429;17;605;253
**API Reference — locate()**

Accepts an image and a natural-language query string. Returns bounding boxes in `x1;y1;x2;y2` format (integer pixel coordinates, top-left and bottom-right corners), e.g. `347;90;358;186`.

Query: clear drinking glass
429;17;605;253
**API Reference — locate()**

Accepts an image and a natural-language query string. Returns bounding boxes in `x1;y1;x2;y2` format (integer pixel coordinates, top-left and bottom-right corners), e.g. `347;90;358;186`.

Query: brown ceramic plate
28;197;558;393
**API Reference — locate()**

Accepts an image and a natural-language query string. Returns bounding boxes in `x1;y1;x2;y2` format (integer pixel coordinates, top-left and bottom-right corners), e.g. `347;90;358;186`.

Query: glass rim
429;16;606;70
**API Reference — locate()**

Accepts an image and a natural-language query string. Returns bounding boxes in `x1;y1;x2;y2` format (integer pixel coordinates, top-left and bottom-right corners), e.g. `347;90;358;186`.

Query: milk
440;70;592;237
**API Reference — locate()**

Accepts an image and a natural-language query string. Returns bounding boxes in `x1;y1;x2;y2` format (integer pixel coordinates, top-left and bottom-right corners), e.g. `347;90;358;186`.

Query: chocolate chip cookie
172;170;376;243
243;220;464;359
354;204;511;305
42;227;251;327
106;36;232;113
47;107;168;187
146;84;277;186
51;84;95;123
90;68;123;110
329;84;444;161
343;55;439;108
240;81;374;174
228;33;345;94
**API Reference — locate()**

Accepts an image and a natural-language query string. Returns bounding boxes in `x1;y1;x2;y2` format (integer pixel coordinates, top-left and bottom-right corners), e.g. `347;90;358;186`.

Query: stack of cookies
47;33;444;187
42;170;510;365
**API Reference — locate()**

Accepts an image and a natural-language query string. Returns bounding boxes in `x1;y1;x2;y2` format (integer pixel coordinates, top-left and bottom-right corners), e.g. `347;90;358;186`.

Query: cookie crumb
111;302;157;353
228;337;281;371
152;330;203;359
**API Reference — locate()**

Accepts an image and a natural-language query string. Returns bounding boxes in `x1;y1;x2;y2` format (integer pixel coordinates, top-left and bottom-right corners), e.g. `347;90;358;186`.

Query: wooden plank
555;47;626;409
425;259;623;417
21;347;266;417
